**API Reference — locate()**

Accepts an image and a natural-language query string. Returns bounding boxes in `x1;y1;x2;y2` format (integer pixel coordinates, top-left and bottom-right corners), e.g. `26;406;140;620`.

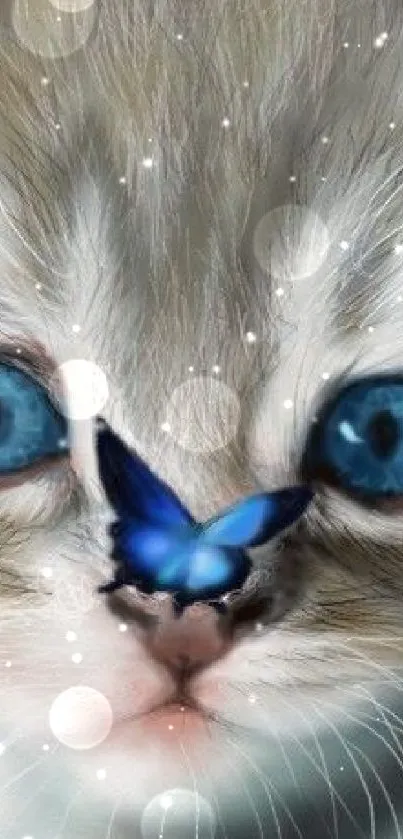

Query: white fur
0;1;403;836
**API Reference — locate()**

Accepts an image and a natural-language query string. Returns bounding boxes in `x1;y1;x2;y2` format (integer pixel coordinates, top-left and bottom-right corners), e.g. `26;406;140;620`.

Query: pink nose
144;603;231;676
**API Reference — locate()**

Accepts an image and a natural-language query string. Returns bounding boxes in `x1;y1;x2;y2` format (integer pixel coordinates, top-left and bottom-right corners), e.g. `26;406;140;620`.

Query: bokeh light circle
52;359;109;420
12;0;97;59
49;686;113;750
253;204;330;282
141;789;216;839
164;376;240;453
49;0;95;11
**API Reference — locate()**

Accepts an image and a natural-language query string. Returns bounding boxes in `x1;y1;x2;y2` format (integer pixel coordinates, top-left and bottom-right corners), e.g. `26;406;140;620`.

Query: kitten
0;1;403;837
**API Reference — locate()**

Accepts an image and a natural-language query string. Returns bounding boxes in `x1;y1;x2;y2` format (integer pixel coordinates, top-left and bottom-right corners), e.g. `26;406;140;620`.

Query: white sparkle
212;365;221;374
72;653;83;664
289;175;296;183
398;295;402;302
0;744;5;755
188;365;194;372
119;176;127;184
368;326;374;333
180;706;185;712
245;331;257;343
340;765;344;772
41;567;53;579
41;76;50;86
5;661;11;668
321;372;330;380
66;631;77;642
72;324;81;333
343;42;349;48
168;724;174;730
255;622;263;632
96;768;107;780
142;157;154;168
119;623;128;632
389;122;396;130
283;399;293;409
161;421;171;433
16;348;21;354
160;794;173;810
243;80;250;88
374;33;387;48
340;240;350;251
321;176;327;182
248;694;257;704
35;282;42;290
57;438;68;448
222;117;231;128
358;43;361;48
321;135;329;144
176;33;183;40
275;287;285;297
394;244;403;254
55;122;61;131
42;744;50;751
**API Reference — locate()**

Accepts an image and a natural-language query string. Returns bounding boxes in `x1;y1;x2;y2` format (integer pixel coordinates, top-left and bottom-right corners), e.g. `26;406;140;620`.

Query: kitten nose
145;603;230;677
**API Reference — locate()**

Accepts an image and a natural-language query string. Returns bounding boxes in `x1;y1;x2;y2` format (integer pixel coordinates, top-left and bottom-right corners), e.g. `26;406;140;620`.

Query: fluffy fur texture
1;1;403;837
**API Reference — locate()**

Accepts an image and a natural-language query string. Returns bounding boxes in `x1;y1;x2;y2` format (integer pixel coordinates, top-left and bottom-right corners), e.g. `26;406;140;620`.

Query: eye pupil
366;409;400;460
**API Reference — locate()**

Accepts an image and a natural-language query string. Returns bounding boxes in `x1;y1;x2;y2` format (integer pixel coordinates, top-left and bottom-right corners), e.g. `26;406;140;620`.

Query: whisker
105;794;125;839
228;678;356;838
215;736;265;839
310;702;376;839
348;741;402;839
227;733;305;839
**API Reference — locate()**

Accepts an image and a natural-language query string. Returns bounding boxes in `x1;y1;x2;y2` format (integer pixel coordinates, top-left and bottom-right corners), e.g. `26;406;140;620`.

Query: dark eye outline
0;342;70;486
299;370;403;505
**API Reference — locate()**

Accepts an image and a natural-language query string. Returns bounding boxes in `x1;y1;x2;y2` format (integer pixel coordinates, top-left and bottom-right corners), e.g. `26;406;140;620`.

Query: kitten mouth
114;698;217;753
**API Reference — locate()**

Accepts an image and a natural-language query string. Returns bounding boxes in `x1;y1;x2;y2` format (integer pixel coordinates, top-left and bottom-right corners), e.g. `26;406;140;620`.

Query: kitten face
1;1;403;836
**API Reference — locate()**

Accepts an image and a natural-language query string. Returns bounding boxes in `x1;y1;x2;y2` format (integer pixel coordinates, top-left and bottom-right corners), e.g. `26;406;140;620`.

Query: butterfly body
100;518;251;616
96;417;313;616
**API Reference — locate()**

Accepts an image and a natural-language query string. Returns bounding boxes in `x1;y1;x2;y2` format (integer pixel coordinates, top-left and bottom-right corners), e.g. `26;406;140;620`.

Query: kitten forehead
0;0;401;507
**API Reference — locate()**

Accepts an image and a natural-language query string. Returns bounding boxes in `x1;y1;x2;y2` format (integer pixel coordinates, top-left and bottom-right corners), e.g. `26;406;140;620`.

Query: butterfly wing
96;417;194;528
185;544;248;595
201;486;313;549
113;520;188;590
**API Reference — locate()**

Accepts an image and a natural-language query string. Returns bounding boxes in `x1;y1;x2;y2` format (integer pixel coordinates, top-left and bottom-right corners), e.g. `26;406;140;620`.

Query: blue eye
302;375;403;498
0;362;69;474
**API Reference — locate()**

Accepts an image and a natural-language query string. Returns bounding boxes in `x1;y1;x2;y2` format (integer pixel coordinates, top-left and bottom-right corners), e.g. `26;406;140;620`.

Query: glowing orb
12;0;96;59
165;376;240;454
141;789;216;839
49;0;95;11
253;204;330;282
49;686;113;750
52;359;109;421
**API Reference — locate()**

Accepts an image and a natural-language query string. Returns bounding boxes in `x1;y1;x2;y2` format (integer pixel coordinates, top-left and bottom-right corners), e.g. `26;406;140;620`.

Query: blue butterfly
95;417;313;617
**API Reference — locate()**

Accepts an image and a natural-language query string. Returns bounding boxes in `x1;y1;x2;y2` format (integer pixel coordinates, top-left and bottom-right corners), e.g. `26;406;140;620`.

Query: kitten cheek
0;462;76;526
